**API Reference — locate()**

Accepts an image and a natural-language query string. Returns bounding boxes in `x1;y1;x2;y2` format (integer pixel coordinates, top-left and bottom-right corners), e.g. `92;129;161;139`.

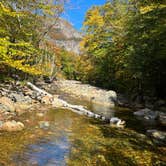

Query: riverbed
0;94;165;166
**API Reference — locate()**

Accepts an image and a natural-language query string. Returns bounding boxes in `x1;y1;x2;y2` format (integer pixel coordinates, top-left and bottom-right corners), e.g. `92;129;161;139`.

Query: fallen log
27;82;52;97
26;82;125;127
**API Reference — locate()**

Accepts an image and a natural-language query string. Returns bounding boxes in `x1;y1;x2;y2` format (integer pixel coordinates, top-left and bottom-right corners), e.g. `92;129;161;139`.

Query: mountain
44;18;82;55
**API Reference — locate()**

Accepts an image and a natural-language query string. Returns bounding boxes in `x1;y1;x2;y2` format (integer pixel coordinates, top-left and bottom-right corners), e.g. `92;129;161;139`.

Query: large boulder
0;120;24;132
0;97;16;112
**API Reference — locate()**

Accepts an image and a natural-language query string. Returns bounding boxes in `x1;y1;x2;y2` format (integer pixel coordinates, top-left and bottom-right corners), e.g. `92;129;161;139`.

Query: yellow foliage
84;7;104;27
140;4;166;14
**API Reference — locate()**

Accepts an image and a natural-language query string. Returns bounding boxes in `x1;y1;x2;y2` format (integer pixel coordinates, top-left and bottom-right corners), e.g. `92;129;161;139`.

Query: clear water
0;96;165;165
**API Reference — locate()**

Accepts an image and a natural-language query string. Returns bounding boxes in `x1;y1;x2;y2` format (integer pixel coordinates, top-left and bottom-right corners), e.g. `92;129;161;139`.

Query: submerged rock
0;120;24;132
147;129;166;145
134;108;158;120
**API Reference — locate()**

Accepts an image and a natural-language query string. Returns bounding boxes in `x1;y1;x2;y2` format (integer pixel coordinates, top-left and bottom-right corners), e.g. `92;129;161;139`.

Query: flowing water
0;94;165;166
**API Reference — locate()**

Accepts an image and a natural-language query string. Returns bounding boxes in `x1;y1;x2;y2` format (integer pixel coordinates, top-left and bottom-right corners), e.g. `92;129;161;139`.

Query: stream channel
0;92;165;166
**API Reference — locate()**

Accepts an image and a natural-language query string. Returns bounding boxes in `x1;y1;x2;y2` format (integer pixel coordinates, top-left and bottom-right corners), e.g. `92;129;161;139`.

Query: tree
81;0;166;99
0;0;65;77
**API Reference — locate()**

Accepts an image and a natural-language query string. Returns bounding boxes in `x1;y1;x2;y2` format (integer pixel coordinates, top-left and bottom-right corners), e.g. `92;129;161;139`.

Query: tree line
78;0;166;100
0;0;166;100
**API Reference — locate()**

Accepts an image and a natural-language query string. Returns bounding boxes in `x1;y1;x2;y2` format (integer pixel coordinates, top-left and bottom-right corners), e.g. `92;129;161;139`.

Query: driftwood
27;82;125;127
27;82;52;97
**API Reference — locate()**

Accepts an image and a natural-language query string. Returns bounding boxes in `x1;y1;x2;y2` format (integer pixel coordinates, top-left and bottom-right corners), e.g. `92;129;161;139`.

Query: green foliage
81;0;166;98
0;0;64;78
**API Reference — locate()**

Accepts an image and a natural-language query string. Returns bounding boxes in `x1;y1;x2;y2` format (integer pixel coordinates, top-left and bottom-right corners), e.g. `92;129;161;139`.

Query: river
0;93;165;165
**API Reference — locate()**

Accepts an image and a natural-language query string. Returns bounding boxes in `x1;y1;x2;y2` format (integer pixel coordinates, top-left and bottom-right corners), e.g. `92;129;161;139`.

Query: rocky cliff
44;18;82;54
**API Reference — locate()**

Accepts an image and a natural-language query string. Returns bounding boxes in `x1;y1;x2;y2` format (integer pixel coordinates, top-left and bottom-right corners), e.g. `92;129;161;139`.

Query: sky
62;0;106;31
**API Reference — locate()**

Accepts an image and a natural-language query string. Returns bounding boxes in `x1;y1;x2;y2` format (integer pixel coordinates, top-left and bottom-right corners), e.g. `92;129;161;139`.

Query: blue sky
62;0;106;31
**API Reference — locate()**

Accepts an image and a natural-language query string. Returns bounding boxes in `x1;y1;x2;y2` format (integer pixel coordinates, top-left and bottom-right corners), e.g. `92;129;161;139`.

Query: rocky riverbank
0;81;53;132
43;80;117;107
0;79;165;145
0;80;123;132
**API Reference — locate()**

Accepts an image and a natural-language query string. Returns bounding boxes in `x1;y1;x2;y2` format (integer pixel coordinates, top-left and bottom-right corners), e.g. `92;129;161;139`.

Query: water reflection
90;102;115;118
14;136;69;166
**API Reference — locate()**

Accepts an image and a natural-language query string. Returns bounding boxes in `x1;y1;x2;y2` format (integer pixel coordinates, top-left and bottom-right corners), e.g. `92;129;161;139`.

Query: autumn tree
81;0;166;99
0;0;65;78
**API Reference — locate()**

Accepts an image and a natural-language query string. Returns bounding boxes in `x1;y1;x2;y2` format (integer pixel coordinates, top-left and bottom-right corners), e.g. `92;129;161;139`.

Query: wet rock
0;120;24;132
158;112;166;127
0;97;16;112
134;108;158;120
147;129;166;145
110;117;125;128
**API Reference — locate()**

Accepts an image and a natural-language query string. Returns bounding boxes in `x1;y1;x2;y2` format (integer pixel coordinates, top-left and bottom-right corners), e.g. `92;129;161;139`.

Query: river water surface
0;95;165;165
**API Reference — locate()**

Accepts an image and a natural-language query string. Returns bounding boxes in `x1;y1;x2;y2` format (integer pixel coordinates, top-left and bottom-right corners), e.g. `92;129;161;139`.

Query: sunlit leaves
0;0;65;76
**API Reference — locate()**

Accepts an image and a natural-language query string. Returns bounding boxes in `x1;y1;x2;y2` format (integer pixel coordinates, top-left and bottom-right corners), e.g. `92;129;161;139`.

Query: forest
0;0;166;102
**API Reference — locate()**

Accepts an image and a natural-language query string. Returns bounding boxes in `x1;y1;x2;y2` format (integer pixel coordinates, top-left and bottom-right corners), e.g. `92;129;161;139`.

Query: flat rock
54;80;117;107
